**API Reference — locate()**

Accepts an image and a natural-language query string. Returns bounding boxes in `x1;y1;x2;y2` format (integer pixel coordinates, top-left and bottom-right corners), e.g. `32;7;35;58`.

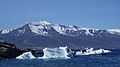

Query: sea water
0;49;120;67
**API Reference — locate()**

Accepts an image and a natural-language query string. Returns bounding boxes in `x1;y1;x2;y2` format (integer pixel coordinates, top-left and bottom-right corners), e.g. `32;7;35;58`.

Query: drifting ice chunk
39;46;70;59
16;52;35;59
94;49;111;54
76;48;111;55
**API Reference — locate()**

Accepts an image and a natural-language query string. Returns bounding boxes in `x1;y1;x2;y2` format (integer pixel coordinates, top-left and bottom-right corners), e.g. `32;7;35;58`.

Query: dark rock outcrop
0;40;26;58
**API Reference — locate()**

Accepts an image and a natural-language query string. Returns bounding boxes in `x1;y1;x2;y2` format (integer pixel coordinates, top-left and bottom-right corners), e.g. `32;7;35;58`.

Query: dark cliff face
0;40;24;58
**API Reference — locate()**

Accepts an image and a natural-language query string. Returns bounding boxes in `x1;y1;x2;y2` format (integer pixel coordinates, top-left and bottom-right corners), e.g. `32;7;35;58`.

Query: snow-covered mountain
0;20;120;49
107;29;120;35
1;20;120;36
0;29;13;34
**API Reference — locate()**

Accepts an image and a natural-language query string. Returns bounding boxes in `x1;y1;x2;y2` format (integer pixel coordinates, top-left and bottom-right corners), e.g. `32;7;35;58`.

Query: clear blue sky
0;0;120;29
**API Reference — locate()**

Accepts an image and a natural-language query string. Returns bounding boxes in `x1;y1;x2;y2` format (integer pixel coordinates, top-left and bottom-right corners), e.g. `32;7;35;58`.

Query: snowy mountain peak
39;20;51;25
107;29;120;34
26;20;51;27
67;25;77;31
1;29;13;34
1;20;120;36
53;24;65;34
21;21;120;36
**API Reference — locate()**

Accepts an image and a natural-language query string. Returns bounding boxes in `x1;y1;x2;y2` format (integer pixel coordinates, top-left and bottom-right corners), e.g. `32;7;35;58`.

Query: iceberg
16;52;35;59
94;49;111;54
76;47;111;55
38;46;71;59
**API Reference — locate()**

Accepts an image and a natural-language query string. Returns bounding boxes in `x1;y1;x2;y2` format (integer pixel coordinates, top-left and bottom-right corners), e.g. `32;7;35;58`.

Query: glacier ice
76;47;111;55
38;46;71;59
16;52;35;59
16;47;111;60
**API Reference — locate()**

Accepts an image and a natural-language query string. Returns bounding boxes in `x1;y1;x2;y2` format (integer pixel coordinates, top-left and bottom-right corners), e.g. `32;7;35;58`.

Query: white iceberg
76;47;111;55
16;52;35;59
38;46;71;59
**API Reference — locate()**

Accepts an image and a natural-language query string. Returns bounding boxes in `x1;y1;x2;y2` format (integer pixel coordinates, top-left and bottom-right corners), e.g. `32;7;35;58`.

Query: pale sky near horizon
0;0;120;30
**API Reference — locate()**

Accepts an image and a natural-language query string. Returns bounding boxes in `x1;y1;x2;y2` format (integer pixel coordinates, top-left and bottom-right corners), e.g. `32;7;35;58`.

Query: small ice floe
16;52;35;59
38;46;72;59
76;47;111;55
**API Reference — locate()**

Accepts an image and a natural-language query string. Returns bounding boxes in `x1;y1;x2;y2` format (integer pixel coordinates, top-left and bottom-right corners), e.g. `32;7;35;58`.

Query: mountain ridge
0;20;120;49
1;20;120;36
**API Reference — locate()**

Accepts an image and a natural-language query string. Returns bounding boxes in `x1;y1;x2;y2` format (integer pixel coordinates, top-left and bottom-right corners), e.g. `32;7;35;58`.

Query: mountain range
0;20;120;49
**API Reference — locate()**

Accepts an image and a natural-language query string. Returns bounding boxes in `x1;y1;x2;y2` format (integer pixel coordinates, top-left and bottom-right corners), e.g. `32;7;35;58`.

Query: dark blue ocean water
0;49;120;67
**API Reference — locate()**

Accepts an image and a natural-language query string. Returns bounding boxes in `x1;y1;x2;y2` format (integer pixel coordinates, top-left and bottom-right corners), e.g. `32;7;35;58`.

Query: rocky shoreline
0;40;35;59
